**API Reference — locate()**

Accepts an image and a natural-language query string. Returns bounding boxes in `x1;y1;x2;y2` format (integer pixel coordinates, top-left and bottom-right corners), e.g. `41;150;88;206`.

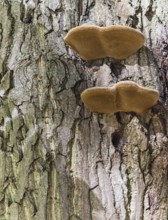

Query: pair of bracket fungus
64;25;159;114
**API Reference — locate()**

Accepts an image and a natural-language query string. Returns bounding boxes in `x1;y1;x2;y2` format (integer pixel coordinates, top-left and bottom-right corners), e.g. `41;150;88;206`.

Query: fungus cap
81;81;159;114
64;25;145;60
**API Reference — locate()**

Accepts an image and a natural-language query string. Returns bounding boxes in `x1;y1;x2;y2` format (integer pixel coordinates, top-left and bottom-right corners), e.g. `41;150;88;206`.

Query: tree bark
0;0;168;219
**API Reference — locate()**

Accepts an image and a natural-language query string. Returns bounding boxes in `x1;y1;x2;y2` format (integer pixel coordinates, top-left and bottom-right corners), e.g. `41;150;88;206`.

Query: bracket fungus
64;25;145;60
81;81;159;114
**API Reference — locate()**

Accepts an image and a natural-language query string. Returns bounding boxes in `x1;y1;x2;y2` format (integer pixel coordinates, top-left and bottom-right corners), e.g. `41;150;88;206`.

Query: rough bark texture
0;0;168;219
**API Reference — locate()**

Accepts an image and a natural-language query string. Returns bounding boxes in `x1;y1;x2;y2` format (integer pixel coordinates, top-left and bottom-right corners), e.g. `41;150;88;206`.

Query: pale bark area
0;0;168;220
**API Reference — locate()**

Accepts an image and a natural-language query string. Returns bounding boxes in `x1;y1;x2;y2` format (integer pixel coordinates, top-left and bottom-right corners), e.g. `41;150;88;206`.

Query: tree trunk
0;0;168;219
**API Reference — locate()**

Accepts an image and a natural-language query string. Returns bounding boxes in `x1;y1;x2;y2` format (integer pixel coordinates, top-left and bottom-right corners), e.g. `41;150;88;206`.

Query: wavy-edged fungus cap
81;81;159;114
64;25;145;60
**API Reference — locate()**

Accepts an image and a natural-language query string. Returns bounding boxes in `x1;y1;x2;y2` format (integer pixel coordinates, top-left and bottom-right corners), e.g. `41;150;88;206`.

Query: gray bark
0;0;168;219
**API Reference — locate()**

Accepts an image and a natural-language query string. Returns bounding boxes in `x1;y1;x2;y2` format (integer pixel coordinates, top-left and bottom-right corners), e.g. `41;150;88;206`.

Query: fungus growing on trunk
81;81;159;113
64;25;145;60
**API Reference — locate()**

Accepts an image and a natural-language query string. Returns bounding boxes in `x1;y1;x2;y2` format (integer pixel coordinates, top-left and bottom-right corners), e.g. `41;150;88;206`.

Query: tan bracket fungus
64;25;145;60
81;81;159;114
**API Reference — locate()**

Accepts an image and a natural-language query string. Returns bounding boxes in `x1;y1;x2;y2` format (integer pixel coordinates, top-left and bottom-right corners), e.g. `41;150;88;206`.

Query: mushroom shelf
81;81;159;114
64;25;145;60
